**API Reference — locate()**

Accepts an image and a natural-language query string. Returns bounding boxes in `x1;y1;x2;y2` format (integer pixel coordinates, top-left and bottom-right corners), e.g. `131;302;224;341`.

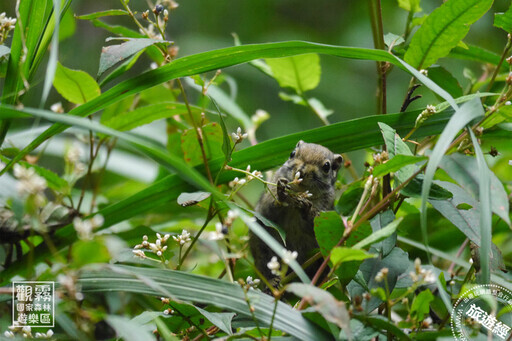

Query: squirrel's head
280;140;343;194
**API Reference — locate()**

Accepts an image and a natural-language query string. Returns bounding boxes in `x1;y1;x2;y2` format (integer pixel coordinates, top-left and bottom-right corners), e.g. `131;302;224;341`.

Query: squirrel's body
249;141;342;280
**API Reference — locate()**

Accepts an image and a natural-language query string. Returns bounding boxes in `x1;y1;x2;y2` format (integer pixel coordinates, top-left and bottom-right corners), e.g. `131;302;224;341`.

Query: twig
486;34;512;92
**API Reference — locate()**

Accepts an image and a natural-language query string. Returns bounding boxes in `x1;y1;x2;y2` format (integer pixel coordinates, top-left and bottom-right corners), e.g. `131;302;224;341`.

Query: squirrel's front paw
277;178;290;202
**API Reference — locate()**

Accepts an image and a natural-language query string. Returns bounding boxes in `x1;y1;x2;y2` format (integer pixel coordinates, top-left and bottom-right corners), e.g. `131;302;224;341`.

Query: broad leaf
177;191;211;207
438;153;510;225
53;62;101;104
353;217;403;250
330;248;375;267
98;38;171;77
404;0;493;69
102;102;201;132
410;289;434;321
314;211;344;257
495;4;512;33
372;155;427;178
287;283;350;330
427;66;463;99
181;122;224;166
265;54;321;93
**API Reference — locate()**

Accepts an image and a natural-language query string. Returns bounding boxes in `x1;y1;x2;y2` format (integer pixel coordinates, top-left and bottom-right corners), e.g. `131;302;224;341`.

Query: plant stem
176;78;214;184
267;297;279;341
486;35;512;93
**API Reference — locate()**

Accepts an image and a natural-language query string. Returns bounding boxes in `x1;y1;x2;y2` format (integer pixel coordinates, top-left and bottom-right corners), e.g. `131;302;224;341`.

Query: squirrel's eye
322;161;331;173
290;150;296;158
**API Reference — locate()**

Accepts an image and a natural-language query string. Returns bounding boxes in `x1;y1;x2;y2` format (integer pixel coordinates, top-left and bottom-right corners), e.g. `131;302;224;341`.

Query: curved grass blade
40;0;61;108
467;129;491;284
0;41;412;174
79;265;331;341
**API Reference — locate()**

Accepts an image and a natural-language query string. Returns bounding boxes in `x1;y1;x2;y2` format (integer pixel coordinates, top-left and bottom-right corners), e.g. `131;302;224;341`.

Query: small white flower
150;62;158;69
231;127;248;143
13;164;47;196
267;256;280;275
419;69;428;76
251;109;270;127
509;160;512;166
208;222;226;241
73;217;93;240
246;276;261;289
506;101;512;106
424;317;433;327
375;267;389;282
282;249;298;264
50;102;64;113
65;143;82;163
173;229;192;245
421;269;436;284
4;331;14;338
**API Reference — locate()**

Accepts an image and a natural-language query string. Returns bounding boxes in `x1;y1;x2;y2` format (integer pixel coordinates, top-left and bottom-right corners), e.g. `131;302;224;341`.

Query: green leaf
482;105;512;129
438;153;510;225
427;66;463;99
449;45;508;72
314;211;344;257
383;33;405;48
177;191;211;207
0;45;10;59
353;218;403;250
101;102;200;131
181;122;224;166
0;106;453;284
211;98;233;163
330;247;375;267
287;283;350;330
105;315;154;341
397;0;421;13
369;210;396;257
2;40;454;166
265;54;321;93
467;128;492;284
76;9;129;20
347;247;410;313
195;307;235;335
378;122;416;183
99;49;145;87
336;180;365;216
495;3;512;33
0;155;68;192
80;265;331;341
53;62;101;104
401;175;453;199
404;0;493;69
71;239;110;268
372;155;427;177
58;6;76;41
98;38;171;77
410;289;434;321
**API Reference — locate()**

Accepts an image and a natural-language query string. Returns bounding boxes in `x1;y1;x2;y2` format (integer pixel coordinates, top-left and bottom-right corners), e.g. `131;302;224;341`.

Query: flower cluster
415;104;437;128
13;164;47;198
208;210;238;241
245;276;261;289
231;127;248;144
228;165;263;188
134;233;172;259
173;229;191;246
410;258;435;283
373;151;389;164
375;267;389;282
3;324;53;339
73;215;104;240
0;12;16;44
251;109;270;127
267;256;280;276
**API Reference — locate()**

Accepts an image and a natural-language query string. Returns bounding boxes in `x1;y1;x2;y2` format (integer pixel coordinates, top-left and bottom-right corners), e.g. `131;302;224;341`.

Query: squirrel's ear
296;140;304;148
332;154;343;170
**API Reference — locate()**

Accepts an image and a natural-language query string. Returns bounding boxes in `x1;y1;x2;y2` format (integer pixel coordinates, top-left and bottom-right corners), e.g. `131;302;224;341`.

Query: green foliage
53;62;101;104
265;54;321;93
494;3;512;33
404;0;493;69
1;0;511;339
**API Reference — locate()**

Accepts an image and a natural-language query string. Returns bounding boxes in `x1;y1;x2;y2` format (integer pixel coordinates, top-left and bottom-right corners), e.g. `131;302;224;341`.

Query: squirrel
249;140;343;282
